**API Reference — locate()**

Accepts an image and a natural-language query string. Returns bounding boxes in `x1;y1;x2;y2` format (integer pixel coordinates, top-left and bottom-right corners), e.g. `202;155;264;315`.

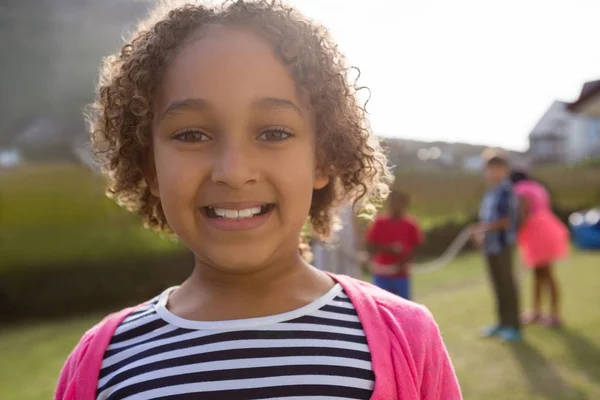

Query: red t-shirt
366;215;424;276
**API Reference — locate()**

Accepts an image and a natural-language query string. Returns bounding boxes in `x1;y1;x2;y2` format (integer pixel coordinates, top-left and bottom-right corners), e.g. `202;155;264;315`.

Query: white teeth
211;207;266;219
238;209;252;218
224;209;238;219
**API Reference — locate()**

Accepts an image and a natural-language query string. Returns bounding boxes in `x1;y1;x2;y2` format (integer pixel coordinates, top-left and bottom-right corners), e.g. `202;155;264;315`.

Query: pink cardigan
55;274;462;399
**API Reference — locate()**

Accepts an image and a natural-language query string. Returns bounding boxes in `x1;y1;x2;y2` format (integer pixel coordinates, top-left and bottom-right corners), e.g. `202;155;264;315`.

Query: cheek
271;146;317;205
154;146;203;206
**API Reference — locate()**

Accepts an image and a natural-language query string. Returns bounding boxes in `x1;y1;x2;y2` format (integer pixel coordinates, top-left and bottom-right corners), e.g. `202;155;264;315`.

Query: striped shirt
96;284;375;400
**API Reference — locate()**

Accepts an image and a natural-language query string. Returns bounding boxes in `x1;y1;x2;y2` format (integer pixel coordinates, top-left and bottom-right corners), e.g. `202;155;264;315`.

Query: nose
211;139;259;188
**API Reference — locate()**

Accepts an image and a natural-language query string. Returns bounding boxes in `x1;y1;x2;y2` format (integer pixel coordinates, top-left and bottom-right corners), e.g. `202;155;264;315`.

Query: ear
313;170;329;190
142;151;160;197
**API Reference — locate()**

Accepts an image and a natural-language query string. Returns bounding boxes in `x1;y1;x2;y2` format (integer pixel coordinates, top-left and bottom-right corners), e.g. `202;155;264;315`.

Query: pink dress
514;181;569;268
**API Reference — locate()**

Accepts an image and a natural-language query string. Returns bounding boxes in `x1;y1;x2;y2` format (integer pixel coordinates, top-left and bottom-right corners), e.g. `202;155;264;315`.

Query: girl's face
149;26;328;273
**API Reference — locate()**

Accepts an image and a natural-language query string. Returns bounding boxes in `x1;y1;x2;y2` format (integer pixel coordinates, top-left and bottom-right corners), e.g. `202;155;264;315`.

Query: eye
172;129;211;143
257;128;294;142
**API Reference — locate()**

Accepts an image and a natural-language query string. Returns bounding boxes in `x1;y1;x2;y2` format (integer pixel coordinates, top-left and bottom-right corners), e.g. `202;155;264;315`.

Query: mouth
202;203;276;220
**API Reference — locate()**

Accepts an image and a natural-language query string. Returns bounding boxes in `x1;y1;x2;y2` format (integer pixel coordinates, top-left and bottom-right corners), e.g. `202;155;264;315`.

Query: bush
414;216;478;261
0;251;193;324
0;163;187;323
412;204;583;263
1;164;598;323
0;164;182;271
391;166;600;222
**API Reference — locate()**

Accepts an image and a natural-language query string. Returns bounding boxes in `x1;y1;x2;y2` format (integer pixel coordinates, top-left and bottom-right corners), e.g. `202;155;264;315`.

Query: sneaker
543;316;562;328
480;324;503;338
499;327;522;342
521;312;541;325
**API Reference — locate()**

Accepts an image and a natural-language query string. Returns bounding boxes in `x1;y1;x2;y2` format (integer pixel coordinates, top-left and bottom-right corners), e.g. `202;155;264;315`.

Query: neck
191;252;309;294
169;250;334;321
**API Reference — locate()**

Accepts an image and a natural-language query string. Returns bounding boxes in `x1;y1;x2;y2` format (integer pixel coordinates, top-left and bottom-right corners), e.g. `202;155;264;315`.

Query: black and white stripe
97;285;374;400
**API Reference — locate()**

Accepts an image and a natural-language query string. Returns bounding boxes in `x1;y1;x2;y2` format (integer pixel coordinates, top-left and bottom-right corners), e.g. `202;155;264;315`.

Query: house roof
529;100;570;138
567;80;600;112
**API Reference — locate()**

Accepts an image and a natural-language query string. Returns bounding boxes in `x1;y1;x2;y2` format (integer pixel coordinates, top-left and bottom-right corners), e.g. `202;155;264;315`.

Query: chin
194;244;279;274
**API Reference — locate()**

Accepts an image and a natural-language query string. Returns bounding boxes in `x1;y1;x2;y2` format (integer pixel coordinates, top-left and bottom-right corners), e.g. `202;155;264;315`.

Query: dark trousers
486;247;520;330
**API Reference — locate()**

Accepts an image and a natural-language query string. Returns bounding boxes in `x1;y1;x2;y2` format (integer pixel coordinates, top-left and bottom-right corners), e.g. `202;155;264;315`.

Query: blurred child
55;2;461;399
471;152;521;342
510;170;568;327
366;191;424;300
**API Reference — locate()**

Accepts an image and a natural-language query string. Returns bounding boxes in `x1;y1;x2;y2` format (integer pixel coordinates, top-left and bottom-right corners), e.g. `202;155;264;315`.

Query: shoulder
373;215;388;225
494;182;515;203
527;181;548;195
65;306;137;361
332;276;450;358
55;306;142;399
345;277;442;352
368;215;388;232
338;276;436;333
498;181;513;194
481;188;495;201
67;311;124;359
370;283;437;335
513;181;527;195
403;215;421;228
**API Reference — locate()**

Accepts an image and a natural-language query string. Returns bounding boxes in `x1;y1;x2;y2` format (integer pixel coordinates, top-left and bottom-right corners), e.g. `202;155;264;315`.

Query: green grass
0;315;100;400
1;250;598;399
415;250;600;400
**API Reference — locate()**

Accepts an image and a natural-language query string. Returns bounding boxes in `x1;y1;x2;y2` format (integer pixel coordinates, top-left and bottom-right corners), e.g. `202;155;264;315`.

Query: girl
55;1;461;399
510;170;569;327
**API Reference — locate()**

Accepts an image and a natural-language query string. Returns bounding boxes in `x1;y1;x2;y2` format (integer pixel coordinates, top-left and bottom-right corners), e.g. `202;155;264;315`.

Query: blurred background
0;0;599;399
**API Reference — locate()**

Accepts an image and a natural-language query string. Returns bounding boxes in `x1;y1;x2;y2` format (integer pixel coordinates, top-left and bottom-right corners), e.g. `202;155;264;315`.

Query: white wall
586;118;600;156
565;116;600;163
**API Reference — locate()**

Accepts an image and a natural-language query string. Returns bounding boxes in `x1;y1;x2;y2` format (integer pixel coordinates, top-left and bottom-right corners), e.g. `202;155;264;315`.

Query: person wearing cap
471;150;521;342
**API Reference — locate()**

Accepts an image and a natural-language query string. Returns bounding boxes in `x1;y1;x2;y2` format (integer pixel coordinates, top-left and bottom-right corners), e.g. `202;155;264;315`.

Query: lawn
1;250;598;399
415;250;600;400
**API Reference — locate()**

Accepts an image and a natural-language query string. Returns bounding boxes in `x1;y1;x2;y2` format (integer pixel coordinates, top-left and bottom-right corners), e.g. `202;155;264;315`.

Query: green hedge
1;163;597;324
0;205;587;324
393;165;600;222
0;251;193;323
0;164;182;271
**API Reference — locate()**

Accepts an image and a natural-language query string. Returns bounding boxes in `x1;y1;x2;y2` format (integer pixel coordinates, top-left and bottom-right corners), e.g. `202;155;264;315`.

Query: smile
200;203;276;231
204;204;275;220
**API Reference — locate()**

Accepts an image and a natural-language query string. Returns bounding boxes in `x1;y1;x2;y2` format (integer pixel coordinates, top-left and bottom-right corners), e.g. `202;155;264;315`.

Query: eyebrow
253;97;304;118
161;98;210;120
160;97;304;121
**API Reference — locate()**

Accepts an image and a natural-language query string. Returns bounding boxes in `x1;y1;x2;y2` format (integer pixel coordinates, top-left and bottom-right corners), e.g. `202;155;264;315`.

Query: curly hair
88;0;391;240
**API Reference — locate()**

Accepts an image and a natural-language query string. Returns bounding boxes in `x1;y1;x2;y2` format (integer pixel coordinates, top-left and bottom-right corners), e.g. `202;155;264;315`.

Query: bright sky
288;0;600;151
